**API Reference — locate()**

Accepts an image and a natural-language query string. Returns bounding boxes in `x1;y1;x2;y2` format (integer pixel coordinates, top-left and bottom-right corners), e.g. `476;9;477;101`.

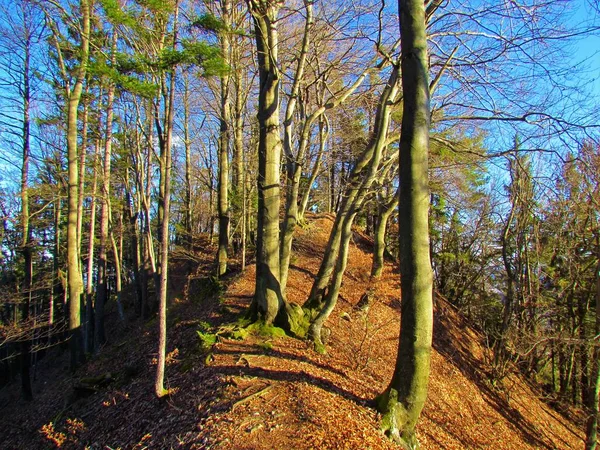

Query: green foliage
98;0;138;28
196;329;217;352
191;14;228;33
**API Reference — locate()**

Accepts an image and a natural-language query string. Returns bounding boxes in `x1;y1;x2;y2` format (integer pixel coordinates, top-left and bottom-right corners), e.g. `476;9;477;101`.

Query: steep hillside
0;215;584;449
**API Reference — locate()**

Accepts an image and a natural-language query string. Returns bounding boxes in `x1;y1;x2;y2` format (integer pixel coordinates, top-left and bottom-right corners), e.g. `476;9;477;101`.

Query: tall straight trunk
217;0;232;276
379;0;432;446
20;29;33;400
84;136;101;353
155;3;178;398
247;0;285;325
110;227;125;323
232;36;245;260
241;1;302;335
183;75;193;244
77;89;89;254
96;37;117;352
50;198;61;328
66;0;90;371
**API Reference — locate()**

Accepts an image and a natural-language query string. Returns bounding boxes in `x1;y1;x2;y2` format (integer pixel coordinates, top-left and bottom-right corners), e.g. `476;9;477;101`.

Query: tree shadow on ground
214;364;372;411
214;345;350;379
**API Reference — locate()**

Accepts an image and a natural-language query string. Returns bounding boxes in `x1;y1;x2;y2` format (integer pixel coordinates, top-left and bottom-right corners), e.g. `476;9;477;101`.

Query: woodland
0;0;599;449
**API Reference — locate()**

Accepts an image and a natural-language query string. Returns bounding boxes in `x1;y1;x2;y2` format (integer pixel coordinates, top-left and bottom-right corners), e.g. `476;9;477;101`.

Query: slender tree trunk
183;75;193;245
96;38;117;352
66;0;90;371
217;0;232;276
84;136;100;353
232;34;245;261
378;1;432;446
298;115;328;221
155;3;178;398
279;0;313;293
20;32;33;399
372;190;399;278
50;198;61;328
308;209;357;350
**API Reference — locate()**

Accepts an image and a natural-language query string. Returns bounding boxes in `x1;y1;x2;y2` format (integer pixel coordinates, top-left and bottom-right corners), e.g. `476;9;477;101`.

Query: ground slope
0;214;584;449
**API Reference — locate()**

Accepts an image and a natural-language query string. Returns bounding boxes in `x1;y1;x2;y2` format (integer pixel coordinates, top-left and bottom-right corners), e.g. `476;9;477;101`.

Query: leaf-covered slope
0;214;584;449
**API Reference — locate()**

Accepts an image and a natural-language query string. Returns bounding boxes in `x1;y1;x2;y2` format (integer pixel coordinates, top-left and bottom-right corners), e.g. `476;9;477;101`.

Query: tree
378;0;433;447
45;0;91;371
246;0;287;326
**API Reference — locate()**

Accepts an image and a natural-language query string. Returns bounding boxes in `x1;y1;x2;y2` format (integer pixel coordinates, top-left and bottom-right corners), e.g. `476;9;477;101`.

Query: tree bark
20;20;32;399
217;0;232;277
65;0;90;371
85;136;100;353
378;0;433;446
96;34;117;351
247;0;286;325
155;2;178;398
372;188;399;278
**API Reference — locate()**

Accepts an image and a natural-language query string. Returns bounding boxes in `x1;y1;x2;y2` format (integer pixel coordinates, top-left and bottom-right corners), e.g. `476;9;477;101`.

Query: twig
232;385;273;411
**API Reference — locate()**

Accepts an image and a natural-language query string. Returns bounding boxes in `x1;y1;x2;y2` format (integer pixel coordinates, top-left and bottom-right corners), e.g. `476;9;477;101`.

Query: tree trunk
217;0;232;277
95;48;116;351
304;65;400;310
84;136;100;353
378;0;433;447
372;189;399;278
66;0;90;371
183;74;193;245
155;3;178;398
20;31;32;399
247;0;286;325
279;0;313;293
298;115;328;221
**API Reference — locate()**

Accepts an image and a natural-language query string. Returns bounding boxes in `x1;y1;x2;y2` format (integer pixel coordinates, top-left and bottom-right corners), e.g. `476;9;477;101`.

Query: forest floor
0;214;586;449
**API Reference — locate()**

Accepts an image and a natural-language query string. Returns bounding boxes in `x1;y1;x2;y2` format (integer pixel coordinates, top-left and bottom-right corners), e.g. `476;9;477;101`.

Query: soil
0;214;585;449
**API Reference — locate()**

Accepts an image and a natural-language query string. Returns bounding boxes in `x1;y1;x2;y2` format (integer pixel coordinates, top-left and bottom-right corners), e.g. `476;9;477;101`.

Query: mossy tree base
376;389;421;450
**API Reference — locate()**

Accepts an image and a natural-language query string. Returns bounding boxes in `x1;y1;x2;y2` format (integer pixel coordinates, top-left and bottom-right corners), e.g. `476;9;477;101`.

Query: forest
0;0;599;448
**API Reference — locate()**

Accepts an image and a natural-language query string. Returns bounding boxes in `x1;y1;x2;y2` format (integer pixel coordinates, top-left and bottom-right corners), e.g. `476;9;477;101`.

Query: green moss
258;341;273;352
314;342;326;354
286;303;310;338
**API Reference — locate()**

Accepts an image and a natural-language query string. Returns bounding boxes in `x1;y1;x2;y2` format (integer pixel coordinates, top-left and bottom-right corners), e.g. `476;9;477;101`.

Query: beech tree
246;0;291;327
377;0;433;446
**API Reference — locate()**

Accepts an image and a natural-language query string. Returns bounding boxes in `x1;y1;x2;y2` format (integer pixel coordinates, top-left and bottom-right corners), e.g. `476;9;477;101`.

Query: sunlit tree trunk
64;0;90;371
378;0;433;446
96;32;117;352
155;2;178;398
84;136;100;353
247;0;285;325
19;16;33;399
217;0;232;277
372;188;399;278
